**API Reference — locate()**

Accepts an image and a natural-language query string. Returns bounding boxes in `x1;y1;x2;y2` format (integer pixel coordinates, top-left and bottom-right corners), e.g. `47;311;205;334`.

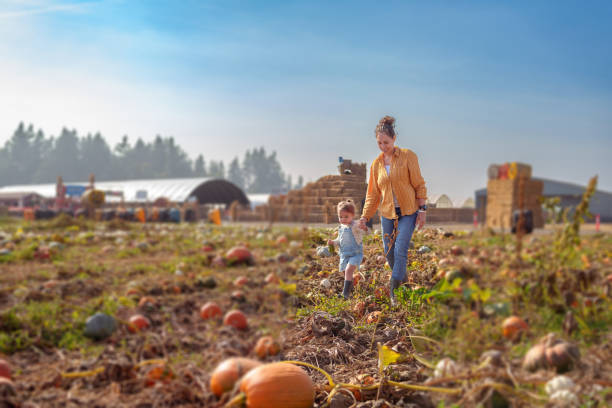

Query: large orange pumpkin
239;362;314;408
502;316;528;339
200;302;222;320
210;357;262;397
224;310;248;330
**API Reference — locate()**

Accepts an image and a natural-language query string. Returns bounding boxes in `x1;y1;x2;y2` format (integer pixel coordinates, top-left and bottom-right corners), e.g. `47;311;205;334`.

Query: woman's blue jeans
381;208;418;282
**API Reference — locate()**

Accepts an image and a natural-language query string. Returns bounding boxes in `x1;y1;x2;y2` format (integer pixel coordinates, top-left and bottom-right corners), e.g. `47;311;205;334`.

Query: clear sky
1;0;611;203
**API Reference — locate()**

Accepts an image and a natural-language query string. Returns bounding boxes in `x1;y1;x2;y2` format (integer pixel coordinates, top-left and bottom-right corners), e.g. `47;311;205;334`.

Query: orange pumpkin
239;362;314;408
501;316;528;339
126;288;140;297
254;336;280;358
234;276;249;287
200;302;222;320
0;359;11;380
128;314;150;333
225;246;253;264
210;357;262;397
144;364;174;387
224;310;248;330
138;296;156;308
276;235;288;245
366;311;382;324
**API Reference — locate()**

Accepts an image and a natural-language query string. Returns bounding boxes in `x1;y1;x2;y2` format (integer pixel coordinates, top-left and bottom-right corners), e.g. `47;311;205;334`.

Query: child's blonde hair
337;199;356;215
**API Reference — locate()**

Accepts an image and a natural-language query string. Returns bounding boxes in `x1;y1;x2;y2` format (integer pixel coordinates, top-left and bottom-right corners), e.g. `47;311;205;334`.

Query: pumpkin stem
224;392;246;407
408;334;442;347
61;366;105;378
134;359;167;369
413;353;435;369
387;380;462;395
281;360;336;388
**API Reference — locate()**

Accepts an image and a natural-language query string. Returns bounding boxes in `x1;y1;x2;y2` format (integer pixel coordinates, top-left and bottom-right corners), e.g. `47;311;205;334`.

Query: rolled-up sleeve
407;151;427;199
362;162;381;221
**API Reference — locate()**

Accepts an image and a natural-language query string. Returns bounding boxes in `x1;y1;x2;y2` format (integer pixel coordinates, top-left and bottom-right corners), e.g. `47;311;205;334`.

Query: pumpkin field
0;212;610;408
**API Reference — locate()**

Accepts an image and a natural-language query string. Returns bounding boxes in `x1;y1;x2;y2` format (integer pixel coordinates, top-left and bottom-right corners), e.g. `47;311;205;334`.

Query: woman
359;115;427;305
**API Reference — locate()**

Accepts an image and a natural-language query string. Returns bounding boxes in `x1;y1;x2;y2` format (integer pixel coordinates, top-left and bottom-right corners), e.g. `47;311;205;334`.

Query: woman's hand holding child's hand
327;239;335;246
359;217;368;231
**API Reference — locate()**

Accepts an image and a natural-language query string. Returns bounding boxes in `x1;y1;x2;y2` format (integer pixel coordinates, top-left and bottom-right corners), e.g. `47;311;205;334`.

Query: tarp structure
0;177;249;206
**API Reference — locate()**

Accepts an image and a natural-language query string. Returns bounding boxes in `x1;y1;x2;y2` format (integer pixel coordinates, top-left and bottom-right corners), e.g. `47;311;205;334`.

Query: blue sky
1;0;611;202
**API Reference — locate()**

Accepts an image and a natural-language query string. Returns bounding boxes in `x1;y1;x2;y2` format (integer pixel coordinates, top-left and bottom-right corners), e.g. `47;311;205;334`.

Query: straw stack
486;178;544;229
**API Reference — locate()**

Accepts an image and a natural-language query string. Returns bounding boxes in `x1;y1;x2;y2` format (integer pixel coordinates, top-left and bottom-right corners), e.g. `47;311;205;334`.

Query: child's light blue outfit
332;221;365;272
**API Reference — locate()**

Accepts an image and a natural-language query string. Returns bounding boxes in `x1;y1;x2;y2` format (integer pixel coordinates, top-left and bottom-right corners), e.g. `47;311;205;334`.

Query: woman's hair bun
375;115;396;138
379;115;395;127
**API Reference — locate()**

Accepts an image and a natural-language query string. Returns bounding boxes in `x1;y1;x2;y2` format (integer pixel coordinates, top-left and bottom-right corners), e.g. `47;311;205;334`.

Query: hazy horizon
1;1;611;204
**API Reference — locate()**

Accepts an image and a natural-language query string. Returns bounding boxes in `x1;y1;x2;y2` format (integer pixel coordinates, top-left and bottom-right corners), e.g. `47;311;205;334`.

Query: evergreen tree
208;160;225;179
194;154;206;176
295;175;304;190
227;157;243;188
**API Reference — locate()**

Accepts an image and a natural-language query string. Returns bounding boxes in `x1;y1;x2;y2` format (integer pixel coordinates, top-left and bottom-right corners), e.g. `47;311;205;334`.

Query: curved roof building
0;177;249;206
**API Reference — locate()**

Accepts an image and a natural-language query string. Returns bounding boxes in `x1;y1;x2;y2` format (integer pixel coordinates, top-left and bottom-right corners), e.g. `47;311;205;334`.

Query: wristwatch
418;204;428;212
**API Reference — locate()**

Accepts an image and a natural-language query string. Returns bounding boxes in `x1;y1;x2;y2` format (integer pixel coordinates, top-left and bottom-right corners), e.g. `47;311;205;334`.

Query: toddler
327;199;367;299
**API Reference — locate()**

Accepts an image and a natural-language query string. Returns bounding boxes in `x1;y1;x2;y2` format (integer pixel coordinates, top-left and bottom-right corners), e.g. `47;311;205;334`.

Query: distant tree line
0;122;303;194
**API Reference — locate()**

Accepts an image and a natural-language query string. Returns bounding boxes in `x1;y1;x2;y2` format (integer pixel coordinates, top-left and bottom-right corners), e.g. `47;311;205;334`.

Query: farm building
461;197;475;208
0;177;249;207
427;194;454;208
475;177;612;223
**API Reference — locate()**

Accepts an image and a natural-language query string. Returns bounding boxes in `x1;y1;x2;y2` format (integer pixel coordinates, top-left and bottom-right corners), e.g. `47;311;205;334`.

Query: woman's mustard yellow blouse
361;147;427;220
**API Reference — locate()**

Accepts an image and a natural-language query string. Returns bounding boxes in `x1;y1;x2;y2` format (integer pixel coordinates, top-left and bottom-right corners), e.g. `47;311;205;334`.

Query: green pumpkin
84;313;117;340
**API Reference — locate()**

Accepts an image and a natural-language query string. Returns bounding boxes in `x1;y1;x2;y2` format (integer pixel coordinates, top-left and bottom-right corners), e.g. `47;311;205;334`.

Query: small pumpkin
523;333;580;373
138;296;156;309
234;276;249;287
224;310;248;330
144;364;174;387
84;312;117;340
200;302;222;320
450;245;463;256
225;246;253;265
501;316;528;339
276;235;288;245
210;357;262;397
239;362;314;408
0;360;11;380
366;311;382;324
254;336;280;358
128;314;150;333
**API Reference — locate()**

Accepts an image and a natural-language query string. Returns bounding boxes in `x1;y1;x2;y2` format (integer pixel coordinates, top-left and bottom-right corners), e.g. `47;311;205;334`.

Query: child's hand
327;239;334;246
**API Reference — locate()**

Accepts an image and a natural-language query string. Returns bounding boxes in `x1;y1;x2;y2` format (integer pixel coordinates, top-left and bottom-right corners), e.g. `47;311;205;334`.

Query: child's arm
327;228;340;246
327;235;339;246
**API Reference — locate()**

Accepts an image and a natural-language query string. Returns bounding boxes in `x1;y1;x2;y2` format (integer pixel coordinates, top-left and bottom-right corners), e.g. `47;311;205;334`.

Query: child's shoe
341;280;354;299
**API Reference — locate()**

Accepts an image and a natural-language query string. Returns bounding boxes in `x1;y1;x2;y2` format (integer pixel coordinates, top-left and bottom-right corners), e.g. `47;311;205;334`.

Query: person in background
359;116;427;306
328;199;366;299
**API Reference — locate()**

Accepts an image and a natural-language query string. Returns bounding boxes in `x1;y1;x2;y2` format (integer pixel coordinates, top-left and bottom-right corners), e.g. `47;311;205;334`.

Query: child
327;199;367;299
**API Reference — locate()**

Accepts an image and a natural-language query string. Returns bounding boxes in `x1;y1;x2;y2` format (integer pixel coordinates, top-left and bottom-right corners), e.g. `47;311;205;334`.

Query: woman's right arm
360;162;381;226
